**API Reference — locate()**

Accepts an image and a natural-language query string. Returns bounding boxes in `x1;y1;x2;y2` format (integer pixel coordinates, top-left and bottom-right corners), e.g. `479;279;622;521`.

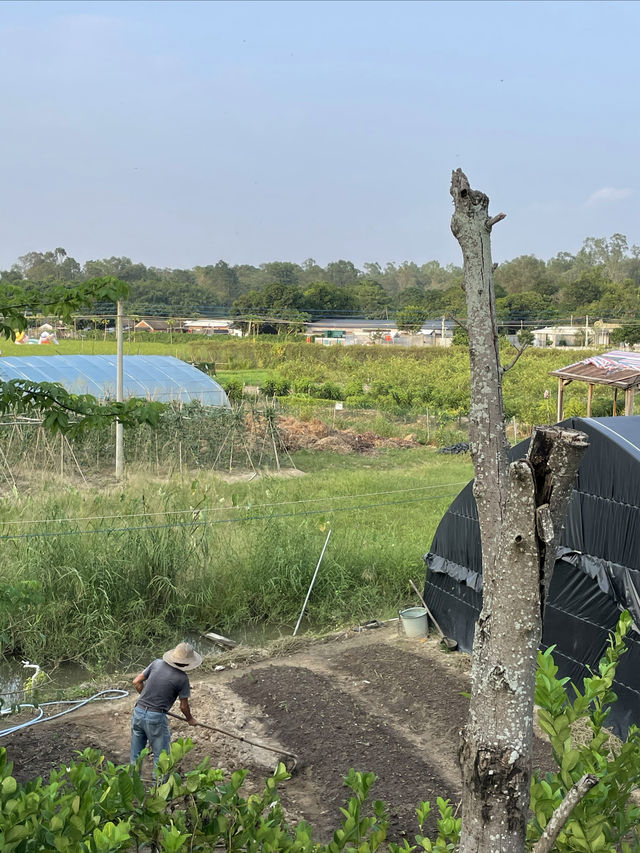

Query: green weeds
0;453;471;668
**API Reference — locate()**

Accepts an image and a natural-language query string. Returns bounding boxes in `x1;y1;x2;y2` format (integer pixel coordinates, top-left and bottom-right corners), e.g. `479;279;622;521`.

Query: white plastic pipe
293;529;332;636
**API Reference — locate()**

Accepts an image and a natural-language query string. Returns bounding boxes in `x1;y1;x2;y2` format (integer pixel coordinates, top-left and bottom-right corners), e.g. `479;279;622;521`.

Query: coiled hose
0;690;129;738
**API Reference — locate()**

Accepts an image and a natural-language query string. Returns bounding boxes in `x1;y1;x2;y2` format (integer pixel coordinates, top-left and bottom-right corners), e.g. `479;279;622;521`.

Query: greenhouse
423;416;640;737
0;355;230;407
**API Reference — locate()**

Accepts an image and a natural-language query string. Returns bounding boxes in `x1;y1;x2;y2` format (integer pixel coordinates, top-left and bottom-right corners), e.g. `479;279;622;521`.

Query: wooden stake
557;377;564;422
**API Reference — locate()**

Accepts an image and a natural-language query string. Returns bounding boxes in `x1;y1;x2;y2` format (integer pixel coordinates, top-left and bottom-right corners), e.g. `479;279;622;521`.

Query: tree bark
450;169;588;853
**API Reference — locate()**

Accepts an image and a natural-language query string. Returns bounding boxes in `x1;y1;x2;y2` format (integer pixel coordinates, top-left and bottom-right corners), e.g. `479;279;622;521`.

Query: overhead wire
0;481;469;527
0;490;464;542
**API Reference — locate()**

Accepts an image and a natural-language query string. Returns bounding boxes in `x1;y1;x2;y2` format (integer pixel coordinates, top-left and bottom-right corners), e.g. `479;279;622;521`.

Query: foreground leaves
530;611;640;852
0;739;461;853
1;276;164;434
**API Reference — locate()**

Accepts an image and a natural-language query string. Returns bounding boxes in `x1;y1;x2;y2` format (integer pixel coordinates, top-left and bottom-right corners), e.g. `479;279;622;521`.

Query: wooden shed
551;351;640;420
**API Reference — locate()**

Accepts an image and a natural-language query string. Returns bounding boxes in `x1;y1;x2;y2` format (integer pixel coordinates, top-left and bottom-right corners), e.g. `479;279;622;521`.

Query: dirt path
0;627;553;841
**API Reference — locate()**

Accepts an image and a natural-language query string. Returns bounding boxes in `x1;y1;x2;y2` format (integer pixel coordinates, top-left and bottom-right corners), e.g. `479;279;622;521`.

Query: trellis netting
0;402;293;478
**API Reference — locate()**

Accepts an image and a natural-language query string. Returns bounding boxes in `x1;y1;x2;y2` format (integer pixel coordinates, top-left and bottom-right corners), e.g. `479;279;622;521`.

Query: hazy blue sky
1;0;638;270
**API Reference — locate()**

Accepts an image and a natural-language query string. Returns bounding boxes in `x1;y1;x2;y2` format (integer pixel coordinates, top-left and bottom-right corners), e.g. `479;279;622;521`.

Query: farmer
130;642;202;766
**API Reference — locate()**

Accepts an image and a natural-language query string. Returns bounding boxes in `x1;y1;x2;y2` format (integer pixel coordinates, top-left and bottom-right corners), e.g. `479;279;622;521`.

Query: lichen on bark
450;169;588;853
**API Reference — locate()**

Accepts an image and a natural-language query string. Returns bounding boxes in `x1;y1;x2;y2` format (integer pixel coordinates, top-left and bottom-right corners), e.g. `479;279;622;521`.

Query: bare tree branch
501;343;529;374
450;315;468;332
486;212;506;229
532;774;599;853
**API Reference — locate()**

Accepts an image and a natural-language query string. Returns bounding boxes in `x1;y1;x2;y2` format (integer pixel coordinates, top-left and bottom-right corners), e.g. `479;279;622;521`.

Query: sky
1;0;638;271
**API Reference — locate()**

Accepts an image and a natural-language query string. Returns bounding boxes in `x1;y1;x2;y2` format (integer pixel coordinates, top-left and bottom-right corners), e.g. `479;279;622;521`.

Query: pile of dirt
276;417;419;454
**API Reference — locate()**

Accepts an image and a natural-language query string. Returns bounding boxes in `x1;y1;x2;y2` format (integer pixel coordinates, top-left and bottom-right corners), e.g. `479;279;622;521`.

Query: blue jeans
130;706;171;767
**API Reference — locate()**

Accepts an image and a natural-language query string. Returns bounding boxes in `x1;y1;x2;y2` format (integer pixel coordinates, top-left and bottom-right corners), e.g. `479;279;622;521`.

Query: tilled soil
0;627;554;843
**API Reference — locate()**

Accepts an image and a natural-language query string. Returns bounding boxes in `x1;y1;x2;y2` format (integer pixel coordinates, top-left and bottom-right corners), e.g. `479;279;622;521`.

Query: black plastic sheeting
424;416;640;737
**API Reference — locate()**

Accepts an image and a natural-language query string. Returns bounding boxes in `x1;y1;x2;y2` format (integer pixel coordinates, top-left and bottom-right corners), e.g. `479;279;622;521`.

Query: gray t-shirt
136;659;191;713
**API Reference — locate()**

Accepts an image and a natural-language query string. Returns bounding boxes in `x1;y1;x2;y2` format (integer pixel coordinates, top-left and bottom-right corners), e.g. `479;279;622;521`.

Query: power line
0;481;469;527
0;491;461;541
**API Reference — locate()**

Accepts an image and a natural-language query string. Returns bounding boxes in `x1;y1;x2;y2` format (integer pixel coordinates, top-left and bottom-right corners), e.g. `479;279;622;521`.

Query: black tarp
424;416;640;737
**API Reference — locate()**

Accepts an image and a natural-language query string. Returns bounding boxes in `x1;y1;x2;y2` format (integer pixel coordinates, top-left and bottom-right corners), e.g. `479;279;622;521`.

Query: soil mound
276;417;419;454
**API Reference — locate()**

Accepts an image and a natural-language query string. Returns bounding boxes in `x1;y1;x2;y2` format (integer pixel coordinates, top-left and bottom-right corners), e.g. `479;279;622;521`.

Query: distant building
305;318;453;347
532;322;619;348
134;318;170;333
183;319;234;335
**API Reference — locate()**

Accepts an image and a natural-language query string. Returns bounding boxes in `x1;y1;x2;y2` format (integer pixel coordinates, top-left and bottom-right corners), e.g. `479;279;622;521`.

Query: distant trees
301;282;357;314
3;232;640;327
395;305;429;332
494;254;555;296
611;324;640;347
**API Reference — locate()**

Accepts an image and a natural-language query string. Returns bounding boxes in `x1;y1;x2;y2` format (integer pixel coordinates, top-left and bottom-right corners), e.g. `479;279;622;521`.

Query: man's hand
179;697;197;725
132;672;145;695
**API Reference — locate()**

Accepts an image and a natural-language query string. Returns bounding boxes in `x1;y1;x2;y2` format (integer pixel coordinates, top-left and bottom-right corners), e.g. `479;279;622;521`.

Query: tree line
2;235;639;332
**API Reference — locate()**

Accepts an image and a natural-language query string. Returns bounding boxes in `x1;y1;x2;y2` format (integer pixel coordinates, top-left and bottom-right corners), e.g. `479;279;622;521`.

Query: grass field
0;448;472;669
1;338;201;359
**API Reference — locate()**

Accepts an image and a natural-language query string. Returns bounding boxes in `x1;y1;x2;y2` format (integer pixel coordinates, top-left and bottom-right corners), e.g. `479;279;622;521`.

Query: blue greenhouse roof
0;355;230;407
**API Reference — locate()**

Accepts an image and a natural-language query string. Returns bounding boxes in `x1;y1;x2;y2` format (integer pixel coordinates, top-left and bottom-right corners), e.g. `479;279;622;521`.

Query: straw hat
163;642;202;672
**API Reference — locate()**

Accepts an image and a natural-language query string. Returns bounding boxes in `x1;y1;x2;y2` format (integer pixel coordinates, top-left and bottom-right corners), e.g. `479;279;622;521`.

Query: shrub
219;377;243;404
435;425;467;447
312;381;343;400
344;379;363;398
345;394;374;409
0;743;462;853
260;376;291;397
292;376;318;394
530;612;640;852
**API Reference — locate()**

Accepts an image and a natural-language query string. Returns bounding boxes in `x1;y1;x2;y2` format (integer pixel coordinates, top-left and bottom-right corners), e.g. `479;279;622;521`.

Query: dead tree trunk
450;169;588;853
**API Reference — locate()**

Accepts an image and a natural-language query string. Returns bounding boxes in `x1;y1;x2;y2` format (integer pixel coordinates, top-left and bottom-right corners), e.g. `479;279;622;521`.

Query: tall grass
0;450;472;668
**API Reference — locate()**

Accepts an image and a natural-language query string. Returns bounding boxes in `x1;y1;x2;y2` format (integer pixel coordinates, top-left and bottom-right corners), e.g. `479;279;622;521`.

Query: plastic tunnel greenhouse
0;355;230;407
424;416;640;737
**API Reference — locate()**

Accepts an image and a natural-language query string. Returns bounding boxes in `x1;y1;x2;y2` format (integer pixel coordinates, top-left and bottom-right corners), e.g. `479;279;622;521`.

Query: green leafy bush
260;376;292;397
344;379;363;398
219;377;243;404
0;740;461;853
345;394;374;409
292;377;318;394
530;611;640;852
313;381;343;400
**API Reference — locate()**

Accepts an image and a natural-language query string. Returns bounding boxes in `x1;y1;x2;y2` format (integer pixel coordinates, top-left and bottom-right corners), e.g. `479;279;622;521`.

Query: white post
293;529;332;636
115;300;124;479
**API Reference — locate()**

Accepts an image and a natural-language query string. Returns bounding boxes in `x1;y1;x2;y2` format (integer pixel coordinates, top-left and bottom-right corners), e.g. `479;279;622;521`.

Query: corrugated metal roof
551;350;640;389
0;355;230;406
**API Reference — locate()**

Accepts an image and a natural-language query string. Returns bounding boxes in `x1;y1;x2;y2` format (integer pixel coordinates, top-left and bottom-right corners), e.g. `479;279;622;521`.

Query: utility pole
115;301;124;479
